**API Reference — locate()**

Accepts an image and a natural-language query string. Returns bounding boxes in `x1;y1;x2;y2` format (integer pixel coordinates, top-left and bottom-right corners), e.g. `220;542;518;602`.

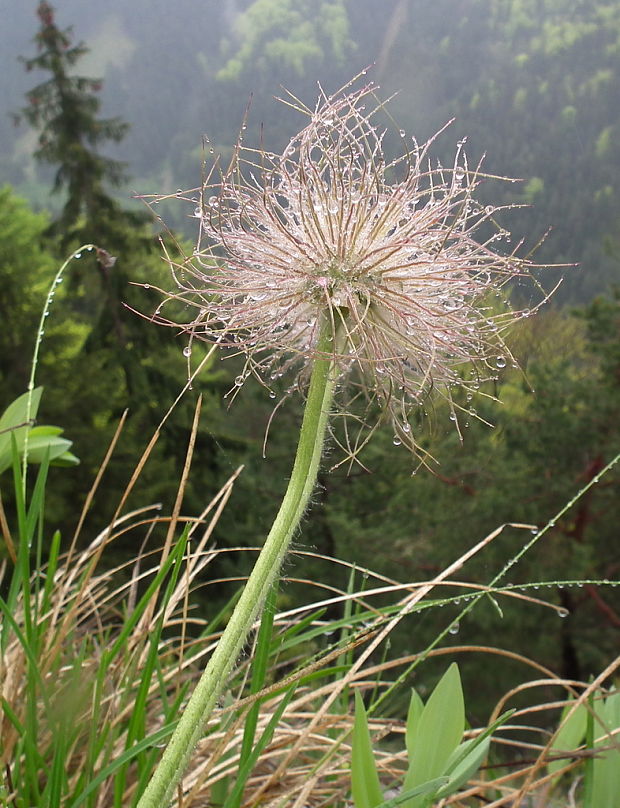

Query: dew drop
144;284;150;289
496;356;507;369
399;128;406;137
234;375;244;386
208;195;218;207
393;436;402;446
557;607;569;619
75;252;82;259
449;622;460;635
183;346;192;358
269;390;276;399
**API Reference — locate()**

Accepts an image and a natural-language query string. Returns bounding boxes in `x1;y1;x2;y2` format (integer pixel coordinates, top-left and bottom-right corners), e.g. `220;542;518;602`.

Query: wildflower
139;80;550;808
166;79;541;455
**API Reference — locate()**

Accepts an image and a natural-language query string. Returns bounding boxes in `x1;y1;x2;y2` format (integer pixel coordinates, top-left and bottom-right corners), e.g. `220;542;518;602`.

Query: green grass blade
41;529;62;615
0;596;50;710
114;531;191;806
68;724;178;808
103;527;189;665
41;729;69;808
276;607;327;648
222;685;295;808
351;691;383;808
224;581;279;808
1;696;25;735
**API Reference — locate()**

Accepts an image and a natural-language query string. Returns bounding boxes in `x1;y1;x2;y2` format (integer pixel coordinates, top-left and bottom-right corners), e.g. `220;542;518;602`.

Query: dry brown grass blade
505;654;620;806
254;522;525;807
163;394;203;564
67;408;129;564
0;488;16;563
0;466;243;805
133;393;203;670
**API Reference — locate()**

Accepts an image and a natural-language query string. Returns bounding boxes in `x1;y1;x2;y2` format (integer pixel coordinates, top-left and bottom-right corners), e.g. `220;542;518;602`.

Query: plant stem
22;243;95;494
137;323;340;808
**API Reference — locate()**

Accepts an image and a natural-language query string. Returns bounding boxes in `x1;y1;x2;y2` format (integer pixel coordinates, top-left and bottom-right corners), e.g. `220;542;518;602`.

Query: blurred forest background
1;0;619;714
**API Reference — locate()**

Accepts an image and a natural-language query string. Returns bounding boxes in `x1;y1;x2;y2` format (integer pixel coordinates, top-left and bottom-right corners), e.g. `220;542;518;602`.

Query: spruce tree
15;1;138;246
15;2;163;407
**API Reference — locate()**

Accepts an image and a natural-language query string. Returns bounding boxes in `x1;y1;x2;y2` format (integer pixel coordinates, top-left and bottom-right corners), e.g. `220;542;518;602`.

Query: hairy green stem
137;325;339;807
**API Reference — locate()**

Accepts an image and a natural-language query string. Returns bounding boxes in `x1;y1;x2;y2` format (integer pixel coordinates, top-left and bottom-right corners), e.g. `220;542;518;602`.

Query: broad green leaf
0;398;79;472
374;777;450;808
437;736;490;797
548;699;587;777
24;433;72;462
591;690;620;808
438;708;513;798
352;691;383;808
28;425;63;437
405;688;424;759
48;450;80;468
402;663;464;808
0;388;43;464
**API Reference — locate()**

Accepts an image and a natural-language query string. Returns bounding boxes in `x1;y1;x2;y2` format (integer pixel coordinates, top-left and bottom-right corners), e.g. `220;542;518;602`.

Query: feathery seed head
163;79;545;458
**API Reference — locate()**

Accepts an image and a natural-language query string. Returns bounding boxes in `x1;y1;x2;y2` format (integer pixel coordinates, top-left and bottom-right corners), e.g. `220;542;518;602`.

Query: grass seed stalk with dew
138;77;550;807
157;79;544;457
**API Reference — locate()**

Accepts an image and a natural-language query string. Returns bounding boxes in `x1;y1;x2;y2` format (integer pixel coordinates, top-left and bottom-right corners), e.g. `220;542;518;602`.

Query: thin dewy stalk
137;322;340;808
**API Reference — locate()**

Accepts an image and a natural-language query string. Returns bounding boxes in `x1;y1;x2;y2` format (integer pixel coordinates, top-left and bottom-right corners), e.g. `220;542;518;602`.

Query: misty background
1;0;619;302
1;0;619;709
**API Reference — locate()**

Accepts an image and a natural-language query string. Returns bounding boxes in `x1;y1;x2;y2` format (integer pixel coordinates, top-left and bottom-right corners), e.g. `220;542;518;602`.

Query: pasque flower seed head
163;78;545;457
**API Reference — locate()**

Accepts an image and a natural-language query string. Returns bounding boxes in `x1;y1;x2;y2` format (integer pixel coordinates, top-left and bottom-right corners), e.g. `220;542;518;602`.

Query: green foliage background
0;0;619;714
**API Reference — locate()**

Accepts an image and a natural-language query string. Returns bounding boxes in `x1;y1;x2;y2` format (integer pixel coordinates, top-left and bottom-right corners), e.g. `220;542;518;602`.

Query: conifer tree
15;2;166;409
15;1;138;246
